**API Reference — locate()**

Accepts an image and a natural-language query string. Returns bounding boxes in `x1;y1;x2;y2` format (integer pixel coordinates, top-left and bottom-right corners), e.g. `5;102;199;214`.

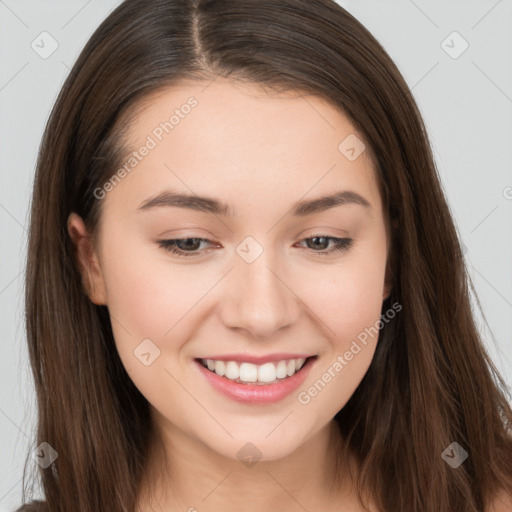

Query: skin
68;77;392;511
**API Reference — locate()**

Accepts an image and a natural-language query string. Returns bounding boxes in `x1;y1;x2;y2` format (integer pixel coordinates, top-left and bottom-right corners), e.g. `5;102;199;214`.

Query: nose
219;250;300;339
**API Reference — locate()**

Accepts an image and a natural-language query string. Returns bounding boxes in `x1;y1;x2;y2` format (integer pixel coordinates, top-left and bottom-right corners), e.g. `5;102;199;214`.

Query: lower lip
194;357;317;404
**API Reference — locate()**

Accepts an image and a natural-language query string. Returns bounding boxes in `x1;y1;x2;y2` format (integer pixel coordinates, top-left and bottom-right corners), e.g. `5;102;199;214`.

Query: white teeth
214;360;226;376
276;360;287;379
226;361;240;379
200;357;309;384
240;362;258;382
258;362;277;383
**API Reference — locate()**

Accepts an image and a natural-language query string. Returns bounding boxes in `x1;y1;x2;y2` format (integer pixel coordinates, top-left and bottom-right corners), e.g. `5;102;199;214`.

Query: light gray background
1;0;511;509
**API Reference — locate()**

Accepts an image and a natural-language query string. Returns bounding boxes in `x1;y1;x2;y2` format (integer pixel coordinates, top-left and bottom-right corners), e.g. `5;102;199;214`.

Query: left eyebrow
137;189;372;216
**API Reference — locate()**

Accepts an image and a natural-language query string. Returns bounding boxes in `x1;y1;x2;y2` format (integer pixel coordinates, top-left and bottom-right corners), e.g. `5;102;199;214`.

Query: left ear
383;254;393;301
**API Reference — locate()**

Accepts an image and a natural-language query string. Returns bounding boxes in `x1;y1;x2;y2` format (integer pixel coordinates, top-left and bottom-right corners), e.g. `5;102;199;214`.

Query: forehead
105;77;382;221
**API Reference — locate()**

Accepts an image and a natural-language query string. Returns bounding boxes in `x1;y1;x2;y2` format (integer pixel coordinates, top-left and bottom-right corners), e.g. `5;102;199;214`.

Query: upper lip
196;353;317;365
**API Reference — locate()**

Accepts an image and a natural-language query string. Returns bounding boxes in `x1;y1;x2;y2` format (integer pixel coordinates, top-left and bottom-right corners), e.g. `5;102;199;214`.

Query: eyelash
157;235;353;258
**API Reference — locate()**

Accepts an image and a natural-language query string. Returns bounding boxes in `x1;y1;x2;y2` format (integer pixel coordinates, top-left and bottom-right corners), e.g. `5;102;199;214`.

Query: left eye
157;236;353;258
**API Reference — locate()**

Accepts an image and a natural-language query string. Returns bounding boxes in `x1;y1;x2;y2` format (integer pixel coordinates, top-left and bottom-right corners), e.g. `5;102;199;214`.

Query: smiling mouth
195;355;317;385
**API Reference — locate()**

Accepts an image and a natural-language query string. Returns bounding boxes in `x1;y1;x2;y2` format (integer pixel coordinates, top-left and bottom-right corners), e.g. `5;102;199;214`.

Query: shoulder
14;500;48;512
486;489;512;512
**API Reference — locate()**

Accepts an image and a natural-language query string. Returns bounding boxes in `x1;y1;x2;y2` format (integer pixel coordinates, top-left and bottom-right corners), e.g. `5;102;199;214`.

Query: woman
18;0;512;511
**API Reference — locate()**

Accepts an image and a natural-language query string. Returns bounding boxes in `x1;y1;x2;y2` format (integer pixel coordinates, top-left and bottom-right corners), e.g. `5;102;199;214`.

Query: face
68;77;391;463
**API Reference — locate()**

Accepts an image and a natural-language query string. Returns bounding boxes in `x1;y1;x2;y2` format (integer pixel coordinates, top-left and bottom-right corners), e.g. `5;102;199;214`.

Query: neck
136;412;360;512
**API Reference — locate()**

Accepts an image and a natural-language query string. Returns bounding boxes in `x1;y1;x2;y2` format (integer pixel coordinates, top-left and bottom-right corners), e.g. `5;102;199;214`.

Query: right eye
157;238;215;258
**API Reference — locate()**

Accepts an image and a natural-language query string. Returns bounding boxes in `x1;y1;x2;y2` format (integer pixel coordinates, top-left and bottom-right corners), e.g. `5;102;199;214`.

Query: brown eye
298;236;353;255
158;238;212;257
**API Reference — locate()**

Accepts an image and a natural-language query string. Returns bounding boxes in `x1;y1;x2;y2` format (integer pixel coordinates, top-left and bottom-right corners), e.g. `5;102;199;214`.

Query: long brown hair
19;0;512;511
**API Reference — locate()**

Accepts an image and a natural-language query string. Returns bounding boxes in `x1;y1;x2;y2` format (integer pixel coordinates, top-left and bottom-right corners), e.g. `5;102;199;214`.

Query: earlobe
67;212;107;305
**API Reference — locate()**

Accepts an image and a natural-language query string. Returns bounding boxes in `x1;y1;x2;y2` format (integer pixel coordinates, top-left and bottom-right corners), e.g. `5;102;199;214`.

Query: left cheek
305;262;385;337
